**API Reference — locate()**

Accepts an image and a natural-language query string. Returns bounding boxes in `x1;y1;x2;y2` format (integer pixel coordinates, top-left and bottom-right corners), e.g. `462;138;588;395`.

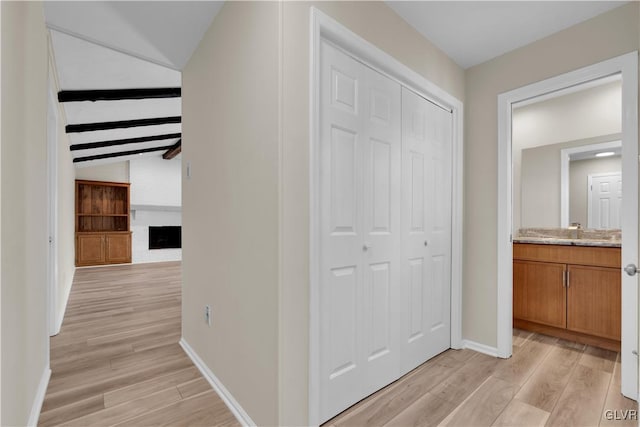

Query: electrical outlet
204;305;212;326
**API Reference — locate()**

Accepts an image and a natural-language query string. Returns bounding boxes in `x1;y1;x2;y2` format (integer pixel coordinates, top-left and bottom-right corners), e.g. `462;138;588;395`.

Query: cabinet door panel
105;234;131;264
77;234;105;266
567;265;621;340
513;260;566;328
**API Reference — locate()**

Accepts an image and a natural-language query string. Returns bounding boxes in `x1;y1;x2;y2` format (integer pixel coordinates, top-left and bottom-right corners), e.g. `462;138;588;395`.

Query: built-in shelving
75;180;132;266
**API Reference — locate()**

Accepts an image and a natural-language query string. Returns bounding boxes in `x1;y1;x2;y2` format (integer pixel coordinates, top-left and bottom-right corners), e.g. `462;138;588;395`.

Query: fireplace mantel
131;204;181;212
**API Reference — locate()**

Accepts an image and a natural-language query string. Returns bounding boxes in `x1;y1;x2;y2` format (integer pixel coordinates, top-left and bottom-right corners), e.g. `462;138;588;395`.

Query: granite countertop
513;236;621;248
514;227;621;247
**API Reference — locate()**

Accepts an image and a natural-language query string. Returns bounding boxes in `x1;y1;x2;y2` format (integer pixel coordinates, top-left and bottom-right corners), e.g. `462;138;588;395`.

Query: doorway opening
497;52;638;401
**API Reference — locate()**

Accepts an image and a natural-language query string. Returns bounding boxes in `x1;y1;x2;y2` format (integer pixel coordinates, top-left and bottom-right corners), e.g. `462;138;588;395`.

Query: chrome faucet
568;223;582;239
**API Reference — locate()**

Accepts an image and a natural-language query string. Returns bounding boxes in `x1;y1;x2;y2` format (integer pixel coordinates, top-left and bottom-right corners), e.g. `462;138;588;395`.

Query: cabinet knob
363;242;372;251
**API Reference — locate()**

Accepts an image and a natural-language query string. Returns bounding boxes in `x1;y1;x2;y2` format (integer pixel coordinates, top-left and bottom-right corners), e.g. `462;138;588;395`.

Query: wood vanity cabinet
513;260;567;329
75;180;132;266
513;243;621;350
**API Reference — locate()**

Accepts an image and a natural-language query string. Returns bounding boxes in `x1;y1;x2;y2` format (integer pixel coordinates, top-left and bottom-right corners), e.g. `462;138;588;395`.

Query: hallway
39;262;238;426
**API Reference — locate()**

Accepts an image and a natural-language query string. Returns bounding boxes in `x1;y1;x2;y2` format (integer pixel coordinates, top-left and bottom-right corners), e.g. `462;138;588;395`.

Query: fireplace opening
149;226;181;249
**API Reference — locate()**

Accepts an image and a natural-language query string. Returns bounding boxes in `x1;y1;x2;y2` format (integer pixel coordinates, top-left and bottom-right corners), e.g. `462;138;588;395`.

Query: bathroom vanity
513;233;621;351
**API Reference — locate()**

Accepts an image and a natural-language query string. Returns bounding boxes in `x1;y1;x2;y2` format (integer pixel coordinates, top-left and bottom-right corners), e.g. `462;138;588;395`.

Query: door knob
363;242;372;251
624;263;638;276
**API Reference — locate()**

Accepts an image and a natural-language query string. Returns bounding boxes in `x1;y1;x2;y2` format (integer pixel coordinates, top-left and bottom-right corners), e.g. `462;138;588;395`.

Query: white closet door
400;87;452;374
319;41;402;421
361;64;402;395
588;172;622;229
319;41;365;421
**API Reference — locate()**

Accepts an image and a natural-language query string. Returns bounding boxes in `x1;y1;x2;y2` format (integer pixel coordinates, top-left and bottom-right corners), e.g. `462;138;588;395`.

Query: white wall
464;2;637;348
1;2;50;425
129;156;181;207
129;155;181;264
75;160;129;182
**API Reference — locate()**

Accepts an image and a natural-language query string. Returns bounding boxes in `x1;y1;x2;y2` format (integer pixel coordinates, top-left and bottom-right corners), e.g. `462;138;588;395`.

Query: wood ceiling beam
162;139;182;160
73;145;176;163
58;87;181;102
66;116;181;133
70;133;181;151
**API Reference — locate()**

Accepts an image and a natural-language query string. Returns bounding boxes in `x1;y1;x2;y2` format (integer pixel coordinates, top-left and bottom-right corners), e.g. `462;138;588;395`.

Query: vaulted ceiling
50;30;183;167
45;2;223;167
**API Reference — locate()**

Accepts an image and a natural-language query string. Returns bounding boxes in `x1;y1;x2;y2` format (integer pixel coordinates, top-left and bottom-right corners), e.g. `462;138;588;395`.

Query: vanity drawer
513;243;620;268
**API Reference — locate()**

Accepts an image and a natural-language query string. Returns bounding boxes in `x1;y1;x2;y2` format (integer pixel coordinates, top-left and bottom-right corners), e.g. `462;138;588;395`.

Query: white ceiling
387;1;628;69
44;1;223;70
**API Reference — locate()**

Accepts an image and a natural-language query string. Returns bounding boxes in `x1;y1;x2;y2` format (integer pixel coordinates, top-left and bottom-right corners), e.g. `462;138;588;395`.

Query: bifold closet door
400;87;452;374
319;40;402;420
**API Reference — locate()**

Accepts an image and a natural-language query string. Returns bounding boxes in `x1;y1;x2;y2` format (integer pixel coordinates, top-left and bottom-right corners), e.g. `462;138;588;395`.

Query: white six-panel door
319;41;452;422
400;88;452;374
588;172;622;229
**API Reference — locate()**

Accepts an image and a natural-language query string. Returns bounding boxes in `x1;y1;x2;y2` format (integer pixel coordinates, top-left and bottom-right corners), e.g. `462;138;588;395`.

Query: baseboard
462;339;499;357
179;338;256;426
27;367;51;427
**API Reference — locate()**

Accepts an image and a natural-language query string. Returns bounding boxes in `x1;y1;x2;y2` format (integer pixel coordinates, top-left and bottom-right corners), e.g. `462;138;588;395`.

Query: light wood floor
40;262;638;427
39;262;239;427
324;330;638;427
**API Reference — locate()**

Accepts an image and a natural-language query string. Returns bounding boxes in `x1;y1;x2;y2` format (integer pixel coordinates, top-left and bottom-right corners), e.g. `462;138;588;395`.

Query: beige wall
464;2;638;347
570;156;622;227
182;1;464;425
519;134;621;229
50;50;76;332
280;2;464;424
74;161;130;183
1;2;50;425
182;2;280;425
513;81;621;150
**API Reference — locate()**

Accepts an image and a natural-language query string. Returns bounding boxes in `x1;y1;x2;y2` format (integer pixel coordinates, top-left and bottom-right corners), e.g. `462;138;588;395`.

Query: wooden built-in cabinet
75;180;131;266
513;243;621;351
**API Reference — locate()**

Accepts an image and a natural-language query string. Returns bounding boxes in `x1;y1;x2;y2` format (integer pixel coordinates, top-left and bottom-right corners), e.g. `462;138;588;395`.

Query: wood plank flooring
40;261;638;426
324;329;638;427
39;262;239;427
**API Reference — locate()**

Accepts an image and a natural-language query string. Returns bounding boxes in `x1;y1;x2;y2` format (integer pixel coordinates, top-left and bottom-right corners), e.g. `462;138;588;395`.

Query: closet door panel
401;88;452;374
320;41;366;420
361;65;401;394
426;101;453;349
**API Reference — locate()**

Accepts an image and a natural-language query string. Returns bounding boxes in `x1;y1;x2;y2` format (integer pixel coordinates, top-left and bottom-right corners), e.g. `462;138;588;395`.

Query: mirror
513;76;622;232
563;142;621;229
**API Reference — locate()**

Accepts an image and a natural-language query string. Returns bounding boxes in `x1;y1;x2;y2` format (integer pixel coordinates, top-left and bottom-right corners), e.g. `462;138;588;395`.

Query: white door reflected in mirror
588;172;622;229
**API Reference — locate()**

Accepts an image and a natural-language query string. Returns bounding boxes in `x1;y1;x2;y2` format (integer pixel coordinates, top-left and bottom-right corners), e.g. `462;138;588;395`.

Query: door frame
308;8;464;425
497;52;638;400
47;85;59;337
587;171;622;229
560;139;621;227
